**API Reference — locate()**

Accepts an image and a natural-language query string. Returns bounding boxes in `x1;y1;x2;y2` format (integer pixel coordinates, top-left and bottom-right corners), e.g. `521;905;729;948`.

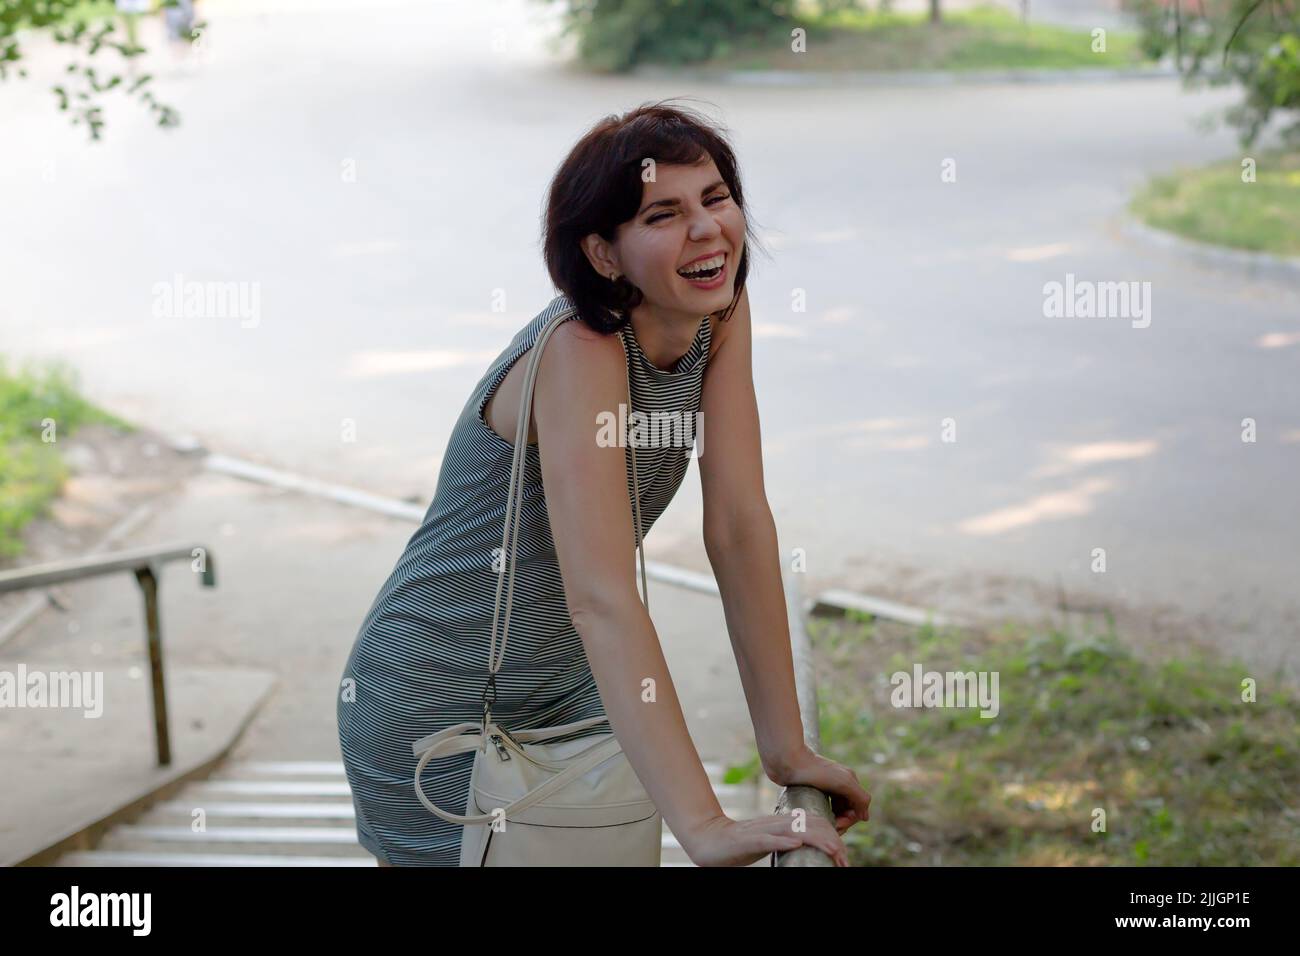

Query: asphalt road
2;0;1296;678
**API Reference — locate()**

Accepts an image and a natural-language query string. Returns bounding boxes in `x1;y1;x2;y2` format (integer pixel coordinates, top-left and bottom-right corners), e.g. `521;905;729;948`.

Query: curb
809;588;963;630
630;63;1180;87
204;453;426;522
1120;216;1300;283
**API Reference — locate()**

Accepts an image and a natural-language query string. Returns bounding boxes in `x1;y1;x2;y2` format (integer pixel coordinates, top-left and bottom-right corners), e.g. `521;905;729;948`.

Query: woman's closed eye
648;193;730;224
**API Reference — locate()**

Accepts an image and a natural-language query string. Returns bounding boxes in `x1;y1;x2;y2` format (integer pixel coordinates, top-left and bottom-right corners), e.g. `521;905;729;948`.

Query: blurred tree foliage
541;0;800;72
1123;0;1300;146
1;0;196;140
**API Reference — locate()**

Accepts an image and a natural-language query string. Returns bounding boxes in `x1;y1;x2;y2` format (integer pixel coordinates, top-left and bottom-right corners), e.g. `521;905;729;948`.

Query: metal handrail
0;542;217;766
771;566;837;867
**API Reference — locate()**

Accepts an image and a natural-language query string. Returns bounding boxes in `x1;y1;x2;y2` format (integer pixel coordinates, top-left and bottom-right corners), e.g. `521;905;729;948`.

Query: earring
609;272;620;282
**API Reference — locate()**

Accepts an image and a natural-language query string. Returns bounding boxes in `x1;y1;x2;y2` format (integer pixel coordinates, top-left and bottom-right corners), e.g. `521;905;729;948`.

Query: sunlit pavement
2;0;1296;679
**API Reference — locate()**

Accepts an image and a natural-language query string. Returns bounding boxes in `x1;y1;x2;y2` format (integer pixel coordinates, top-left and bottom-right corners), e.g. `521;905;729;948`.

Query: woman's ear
580;233;618;280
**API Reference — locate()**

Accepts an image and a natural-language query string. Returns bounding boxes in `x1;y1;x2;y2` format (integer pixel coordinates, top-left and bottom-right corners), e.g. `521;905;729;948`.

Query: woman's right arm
531;321;847;866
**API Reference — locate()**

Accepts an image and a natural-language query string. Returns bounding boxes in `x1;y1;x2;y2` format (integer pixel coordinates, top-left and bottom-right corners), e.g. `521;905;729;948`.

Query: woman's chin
675;278;733;307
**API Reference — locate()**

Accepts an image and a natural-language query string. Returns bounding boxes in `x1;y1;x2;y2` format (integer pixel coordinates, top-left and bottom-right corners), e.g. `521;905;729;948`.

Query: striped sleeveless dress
336;292;713;865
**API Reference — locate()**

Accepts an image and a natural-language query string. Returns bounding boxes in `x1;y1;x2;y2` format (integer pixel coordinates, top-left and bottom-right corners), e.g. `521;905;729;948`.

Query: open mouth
676;253;727;286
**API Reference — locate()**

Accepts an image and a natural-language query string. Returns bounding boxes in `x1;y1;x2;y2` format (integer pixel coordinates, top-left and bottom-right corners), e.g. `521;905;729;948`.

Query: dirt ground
0;424;206;633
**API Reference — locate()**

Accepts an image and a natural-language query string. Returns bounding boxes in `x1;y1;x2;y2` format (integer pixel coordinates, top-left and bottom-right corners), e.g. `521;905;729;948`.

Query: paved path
1;0;1295;680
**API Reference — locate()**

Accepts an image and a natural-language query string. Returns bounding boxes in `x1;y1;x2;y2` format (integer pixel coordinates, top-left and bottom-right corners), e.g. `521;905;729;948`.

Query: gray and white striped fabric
336;293;713;865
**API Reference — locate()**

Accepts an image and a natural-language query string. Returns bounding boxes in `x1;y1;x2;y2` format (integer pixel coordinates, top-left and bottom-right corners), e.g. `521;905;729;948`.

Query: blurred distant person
164;0;198;42
163;0;204;69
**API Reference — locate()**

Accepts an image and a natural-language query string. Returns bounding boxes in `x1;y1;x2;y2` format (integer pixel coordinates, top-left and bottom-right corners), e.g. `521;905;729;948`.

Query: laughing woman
336;100;871;866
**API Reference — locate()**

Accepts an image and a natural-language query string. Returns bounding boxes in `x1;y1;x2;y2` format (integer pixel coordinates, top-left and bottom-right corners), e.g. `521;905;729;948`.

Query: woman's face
587;157;746;320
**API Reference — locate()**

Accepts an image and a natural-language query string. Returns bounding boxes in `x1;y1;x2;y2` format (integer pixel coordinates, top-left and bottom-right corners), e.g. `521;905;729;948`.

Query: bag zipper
488;724;527;762
489;733;512;761
488;726;563;770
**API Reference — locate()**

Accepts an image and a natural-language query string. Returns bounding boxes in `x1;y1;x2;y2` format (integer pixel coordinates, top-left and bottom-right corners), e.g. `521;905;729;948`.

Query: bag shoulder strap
485;309;648;684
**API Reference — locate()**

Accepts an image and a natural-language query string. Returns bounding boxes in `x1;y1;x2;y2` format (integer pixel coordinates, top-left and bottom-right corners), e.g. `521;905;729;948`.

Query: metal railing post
133;565;171;766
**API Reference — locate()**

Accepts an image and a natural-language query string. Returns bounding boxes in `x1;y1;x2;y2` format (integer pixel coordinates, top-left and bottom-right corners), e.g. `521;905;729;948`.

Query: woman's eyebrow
638;179;726;215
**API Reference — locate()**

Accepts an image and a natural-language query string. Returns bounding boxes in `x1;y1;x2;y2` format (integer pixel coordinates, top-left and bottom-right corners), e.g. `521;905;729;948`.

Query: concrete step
55;760;770;867
184;780;355;799
214;761;346;777
95;825;374;858
142;801;358;823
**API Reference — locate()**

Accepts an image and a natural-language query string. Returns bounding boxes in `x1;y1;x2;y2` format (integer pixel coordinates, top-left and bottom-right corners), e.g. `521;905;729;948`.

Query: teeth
678;254;725;276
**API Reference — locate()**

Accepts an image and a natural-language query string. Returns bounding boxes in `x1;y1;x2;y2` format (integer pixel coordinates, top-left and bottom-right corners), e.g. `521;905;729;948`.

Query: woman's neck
626;304;702;372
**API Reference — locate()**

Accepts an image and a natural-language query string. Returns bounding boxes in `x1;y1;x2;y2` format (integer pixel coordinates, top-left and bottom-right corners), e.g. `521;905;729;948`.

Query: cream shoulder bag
411;308;663;867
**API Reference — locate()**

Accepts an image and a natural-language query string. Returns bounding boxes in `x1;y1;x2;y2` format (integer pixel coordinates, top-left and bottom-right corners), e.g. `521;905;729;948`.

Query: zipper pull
489;734;511;761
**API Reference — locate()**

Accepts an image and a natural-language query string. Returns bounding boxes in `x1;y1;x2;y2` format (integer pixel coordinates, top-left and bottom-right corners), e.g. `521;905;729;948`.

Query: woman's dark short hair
543;98;766;335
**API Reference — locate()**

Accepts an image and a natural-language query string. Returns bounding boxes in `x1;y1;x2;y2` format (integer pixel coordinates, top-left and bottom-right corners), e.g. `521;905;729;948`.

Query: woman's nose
688;207;722;239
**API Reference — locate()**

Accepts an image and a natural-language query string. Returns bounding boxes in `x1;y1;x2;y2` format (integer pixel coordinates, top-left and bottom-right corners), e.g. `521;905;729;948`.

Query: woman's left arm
698;287;803;777
699;288;872;833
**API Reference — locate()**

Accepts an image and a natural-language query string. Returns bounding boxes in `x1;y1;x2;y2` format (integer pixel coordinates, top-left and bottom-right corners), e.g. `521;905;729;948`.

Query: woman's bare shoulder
483;316;621;446
530;317;627;428
541;316;626;372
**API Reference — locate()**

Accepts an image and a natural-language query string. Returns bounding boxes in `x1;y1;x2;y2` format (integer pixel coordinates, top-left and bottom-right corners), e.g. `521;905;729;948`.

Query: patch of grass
723;753;763;785
704;5;1148;72
1130;149;1300;257
810;614;1300;866
0;356;133;560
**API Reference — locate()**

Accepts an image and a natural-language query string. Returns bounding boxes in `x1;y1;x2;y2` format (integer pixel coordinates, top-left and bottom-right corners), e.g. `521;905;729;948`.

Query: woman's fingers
823;820;851;866
827;779;871;826
835;778;872;823
756;813;851;866
831;792;868;833
802;817;849;864
768;834;845;866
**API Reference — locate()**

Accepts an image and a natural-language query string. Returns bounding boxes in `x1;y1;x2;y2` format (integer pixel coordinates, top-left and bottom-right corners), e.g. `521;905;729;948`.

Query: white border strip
644;560;719;596
812;589;960;629
204;454;427;522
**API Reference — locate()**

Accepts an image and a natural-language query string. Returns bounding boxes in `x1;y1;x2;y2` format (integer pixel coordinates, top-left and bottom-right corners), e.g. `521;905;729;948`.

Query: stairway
55;759;770;867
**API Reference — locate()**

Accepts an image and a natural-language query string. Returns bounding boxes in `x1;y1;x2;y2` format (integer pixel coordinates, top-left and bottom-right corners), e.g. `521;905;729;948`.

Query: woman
336;100;871;866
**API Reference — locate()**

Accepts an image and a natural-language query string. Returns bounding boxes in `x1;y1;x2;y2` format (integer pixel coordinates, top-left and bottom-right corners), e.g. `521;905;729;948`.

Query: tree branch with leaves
1;0;200;140
1124;0;1300;146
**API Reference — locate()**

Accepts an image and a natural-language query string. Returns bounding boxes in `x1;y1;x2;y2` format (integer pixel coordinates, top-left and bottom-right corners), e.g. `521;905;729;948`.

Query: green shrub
541;0;796;72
